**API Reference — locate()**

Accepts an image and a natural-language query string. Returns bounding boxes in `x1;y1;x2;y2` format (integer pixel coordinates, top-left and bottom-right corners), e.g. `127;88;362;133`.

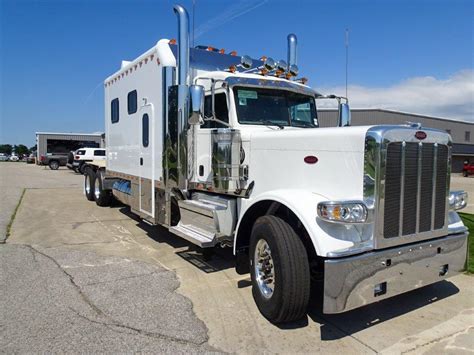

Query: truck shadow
303;280;460;340
116;205;460;338
117;206;236;273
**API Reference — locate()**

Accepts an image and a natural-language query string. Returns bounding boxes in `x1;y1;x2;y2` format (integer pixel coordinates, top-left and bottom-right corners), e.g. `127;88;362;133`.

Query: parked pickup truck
39;153;68;170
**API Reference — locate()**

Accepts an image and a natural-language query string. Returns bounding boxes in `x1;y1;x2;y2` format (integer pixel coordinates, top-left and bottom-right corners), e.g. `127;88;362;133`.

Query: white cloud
318;70;474;122
193;0;268;40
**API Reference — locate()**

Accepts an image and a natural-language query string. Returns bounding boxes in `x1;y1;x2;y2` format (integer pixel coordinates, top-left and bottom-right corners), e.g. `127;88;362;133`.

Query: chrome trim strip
224;76;316;97
398;141;406;236
431;143;438;230
416;142;423;233
323;231;468;314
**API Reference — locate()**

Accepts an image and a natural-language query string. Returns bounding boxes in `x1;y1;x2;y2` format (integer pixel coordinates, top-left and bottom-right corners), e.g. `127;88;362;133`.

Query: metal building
35;132;104;162
318;109;474;173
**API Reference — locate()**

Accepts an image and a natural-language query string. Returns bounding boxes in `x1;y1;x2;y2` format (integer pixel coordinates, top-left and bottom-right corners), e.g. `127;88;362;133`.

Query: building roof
319;108;474;125
35;132;104;137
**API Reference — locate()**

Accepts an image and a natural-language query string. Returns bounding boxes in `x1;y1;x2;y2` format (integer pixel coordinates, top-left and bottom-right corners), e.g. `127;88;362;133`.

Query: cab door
139;103;154;217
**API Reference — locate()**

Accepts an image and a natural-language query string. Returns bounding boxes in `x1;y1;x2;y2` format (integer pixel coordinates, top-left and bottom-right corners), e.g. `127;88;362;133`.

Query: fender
234;189;365;257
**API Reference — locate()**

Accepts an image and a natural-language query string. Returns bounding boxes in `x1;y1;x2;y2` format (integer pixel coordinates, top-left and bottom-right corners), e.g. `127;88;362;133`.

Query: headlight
317;201;368;223
449;191;468;210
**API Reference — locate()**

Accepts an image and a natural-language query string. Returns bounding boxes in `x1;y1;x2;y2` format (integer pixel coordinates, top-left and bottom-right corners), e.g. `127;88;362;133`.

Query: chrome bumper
323;232;468;314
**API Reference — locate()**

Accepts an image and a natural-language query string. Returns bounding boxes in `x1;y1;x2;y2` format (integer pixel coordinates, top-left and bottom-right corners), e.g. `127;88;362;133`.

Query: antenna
345;28;349;99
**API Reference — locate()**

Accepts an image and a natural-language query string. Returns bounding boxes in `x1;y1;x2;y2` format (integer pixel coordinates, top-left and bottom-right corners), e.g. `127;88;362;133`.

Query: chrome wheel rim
254;239;275;299
85;175;90;195
94;178;100;200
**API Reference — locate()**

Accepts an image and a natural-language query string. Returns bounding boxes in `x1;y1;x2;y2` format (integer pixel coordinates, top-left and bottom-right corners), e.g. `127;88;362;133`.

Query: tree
14;144;30;156
0;144;12;155
29;144;37;152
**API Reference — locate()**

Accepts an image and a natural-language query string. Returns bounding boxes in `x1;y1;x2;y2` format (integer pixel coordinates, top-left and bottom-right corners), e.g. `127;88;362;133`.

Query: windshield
233;87;318;128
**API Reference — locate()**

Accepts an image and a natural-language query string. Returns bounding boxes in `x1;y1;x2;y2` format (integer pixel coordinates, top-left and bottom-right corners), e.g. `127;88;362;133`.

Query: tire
49;160;59;170
84;169;96;201
463;170;468;177
249;215;310;324
93;170;112;207
79;163;87;175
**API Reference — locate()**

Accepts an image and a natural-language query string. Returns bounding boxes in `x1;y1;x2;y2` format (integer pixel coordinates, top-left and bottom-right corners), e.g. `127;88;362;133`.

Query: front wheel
84;169;96;201
250;215;310;324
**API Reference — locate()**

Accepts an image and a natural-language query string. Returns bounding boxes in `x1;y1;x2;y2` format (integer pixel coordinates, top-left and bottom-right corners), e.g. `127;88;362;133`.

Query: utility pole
345;28;349;99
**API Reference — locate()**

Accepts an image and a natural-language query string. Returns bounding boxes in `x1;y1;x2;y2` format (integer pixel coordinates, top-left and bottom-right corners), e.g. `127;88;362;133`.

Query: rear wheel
49;160;59;170
84;169;96;201
93;170;112;207
249;215;310;324
463;170;468;177
79;163;87;175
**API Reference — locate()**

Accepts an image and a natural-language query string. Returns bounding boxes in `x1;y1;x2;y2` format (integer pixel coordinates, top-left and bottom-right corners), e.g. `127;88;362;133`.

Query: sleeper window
111;98;119;123
128;90;137;114
142;114;149;147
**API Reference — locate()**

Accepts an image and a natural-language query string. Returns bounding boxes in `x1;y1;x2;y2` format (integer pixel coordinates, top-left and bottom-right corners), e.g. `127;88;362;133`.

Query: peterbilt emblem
415;131;427;140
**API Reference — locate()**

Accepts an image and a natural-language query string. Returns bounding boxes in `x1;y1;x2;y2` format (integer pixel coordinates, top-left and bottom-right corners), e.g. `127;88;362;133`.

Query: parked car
26;153;36;164
0;153;9;161
73;148;106;174
9;154;19;162
39;153;69;170
66;151;76;170
463;161;474;176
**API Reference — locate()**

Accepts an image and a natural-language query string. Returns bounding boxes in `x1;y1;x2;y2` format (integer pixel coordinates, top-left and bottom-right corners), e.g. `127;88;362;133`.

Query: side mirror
189;85;204;125
338;102;351;127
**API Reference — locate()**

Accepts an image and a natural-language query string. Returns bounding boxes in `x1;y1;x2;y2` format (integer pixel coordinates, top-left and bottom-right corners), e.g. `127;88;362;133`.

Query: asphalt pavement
1;163;473;353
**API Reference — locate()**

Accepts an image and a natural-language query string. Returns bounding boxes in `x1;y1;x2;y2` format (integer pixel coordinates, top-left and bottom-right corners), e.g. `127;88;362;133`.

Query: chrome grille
383;142;448;238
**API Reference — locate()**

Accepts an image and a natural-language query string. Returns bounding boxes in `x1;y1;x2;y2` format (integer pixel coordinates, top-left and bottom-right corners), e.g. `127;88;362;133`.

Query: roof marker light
169;39;177;45
219;48;225;54
230;51;238;56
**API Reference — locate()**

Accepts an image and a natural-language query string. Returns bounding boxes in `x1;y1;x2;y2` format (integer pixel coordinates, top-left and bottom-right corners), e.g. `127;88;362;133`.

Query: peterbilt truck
83;4;469;323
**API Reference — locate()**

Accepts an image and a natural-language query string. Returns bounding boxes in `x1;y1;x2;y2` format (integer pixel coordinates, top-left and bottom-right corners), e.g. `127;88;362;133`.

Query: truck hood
244;126;374;200
247;125;372;153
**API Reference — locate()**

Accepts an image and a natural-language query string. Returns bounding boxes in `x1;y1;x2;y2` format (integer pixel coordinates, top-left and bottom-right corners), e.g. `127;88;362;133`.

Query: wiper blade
292;121;315;128
260;120;285;129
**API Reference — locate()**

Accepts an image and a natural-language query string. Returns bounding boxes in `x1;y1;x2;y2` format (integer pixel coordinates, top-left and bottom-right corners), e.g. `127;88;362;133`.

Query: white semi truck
83;4;469;323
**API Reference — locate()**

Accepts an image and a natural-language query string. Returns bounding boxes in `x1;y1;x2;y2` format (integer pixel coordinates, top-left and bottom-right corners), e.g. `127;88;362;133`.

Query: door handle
140;157;143;166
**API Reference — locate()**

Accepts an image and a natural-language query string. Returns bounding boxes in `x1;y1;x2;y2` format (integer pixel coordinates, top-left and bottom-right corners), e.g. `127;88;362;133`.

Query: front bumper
323;232;468;314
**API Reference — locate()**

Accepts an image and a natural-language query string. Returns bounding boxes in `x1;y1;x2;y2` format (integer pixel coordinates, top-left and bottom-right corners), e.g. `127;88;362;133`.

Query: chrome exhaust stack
287;33;297;68
173;4;189;86
173;4;190;189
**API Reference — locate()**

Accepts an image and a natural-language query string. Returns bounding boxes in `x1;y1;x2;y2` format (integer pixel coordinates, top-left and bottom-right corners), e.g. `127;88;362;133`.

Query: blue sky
1;0;473;145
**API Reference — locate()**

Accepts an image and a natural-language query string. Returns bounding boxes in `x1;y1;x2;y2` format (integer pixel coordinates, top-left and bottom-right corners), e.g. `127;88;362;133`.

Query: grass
5;188;26;240
458;212;474;273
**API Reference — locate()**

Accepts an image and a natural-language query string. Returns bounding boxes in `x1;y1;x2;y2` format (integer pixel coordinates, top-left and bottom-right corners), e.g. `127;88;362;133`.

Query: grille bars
384;142;447;238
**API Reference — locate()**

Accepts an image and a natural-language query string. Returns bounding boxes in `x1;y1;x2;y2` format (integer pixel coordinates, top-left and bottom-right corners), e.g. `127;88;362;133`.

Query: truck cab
84;4;469;324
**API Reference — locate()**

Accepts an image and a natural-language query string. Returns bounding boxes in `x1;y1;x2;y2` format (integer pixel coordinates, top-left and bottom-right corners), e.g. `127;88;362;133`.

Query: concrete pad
8;181;474;353
0;163;83;241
